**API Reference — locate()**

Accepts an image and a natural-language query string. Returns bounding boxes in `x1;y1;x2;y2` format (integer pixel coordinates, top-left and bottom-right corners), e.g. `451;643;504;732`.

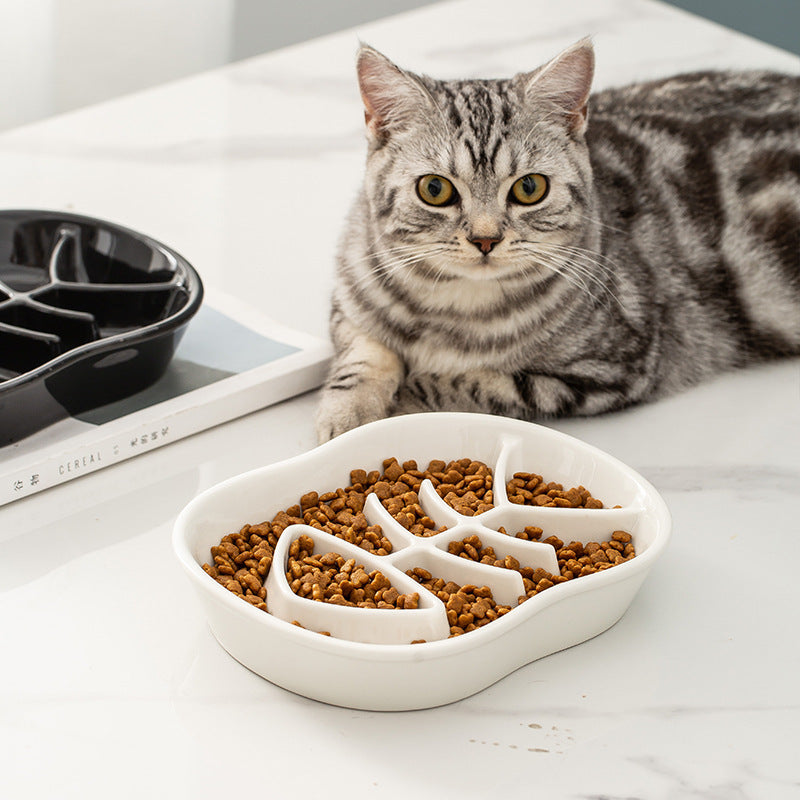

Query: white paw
314;322;404;443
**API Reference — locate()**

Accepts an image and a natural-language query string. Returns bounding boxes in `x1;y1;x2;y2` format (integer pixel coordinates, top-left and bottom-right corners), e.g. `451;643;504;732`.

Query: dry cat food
285;533;420;609
427;458;494;517
506;472;606;508
203;528;272;611
448;530;636;604
293;456;481;541
405;567;512;637
348;456;494;530
201;454;629;640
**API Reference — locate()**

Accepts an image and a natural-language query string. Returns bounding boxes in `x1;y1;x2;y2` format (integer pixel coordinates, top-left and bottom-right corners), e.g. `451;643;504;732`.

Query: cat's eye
509;173;549;205
416;175;457;206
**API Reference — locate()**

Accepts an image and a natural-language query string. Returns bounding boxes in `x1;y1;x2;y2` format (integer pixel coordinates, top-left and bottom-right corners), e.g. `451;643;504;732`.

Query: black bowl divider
0;210;203;446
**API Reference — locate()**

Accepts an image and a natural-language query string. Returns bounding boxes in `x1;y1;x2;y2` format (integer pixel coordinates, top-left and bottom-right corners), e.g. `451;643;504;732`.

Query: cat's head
355;40;597;282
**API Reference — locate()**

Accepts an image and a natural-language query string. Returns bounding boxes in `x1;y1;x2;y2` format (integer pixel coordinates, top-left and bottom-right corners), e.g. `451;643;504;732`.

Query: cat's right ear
357;45;432;142
517;38;595;135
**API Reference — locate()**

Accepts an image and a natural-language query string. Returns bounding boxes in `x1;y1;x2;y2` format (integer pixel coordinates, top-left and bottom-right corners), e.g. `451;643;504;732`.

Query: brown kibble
471;599;489;619
372;481;392;500
350;469;368;486
383;460;404;482
504;555;520;571
206;455;634;640
446;593;465;614
202;563;218;579
299;491;319;511
542;535;564;550
506;474;608;508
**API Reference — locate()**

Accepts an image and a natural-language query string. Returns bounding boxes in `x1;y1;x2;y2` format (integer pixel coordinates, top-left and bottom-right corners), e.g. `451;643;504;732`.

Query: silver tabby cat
316;39;800;442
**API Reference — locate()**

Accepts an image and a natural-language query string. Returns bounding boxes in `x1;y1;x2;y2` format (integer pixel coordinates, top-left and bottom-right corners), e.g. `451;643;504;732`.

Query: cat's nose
468;235;502;254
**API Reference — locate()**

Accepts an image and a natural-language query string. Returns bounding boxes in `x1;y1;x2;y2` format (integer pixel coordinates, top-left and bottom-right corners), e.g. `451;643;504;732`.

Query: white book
0;289;332;506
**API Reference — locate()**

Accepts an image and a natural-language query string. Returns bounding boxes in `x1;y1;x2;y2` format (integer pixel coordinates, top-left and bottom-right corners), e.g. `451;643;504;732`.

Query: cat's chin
452;259;530;282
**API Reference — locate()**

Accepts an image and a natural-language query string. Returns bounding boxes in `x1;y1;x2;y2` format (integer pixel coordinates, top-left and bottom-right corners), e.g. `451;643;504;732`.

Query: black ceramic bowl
0;210;203;446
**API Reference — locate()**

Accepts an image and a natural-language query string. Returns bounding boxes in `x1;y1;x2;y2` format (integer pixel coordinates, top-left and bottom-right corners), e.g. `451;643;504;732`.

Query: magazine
0;289;332;506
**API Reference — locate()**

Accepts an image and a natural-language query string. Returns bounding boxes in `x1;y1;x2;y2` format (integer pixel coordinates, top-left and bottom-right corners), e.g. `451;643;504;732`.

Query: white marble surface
1;0;799;797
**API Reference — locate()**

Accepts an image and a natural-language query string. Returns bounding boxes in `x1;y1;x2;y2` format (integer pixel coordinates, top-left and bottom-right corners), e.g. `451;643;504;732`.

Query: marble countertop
1;0;799;797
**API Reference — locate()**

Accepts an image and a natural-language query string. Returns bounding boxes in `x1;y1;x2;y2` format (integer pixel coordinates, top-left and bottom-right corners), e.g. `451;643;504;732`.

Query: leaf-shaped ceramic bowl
173;412;670;710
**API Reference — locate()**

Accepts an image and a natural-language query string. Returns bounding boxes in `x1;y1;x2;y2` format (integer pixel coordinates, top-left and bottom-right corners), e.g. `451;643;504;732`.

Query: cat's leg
391;370;597;419
391;370;528;417
315;318;404;442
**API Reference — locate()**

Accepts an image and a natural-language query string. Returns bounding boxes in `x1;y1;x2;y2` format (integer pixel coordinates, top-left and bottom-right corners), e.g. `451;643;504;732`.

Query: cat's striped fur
315;39;800;441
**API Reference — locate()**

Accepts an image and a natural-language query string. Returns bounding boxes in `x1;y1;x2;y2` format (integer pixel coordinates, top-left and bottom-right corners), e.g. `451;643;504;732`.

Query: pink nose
469;236;502;254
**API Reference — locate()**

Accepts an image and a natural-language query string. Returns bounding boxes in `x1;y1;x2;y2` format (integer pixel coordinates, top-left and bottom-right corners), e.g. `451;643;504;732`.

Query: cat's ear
517;38;595;135
356;45;434;142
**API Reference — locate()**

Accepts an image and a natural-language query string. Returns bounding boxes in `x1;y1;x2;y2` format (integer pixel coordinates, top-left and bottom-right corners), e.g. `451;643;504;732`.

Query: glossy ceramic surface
0;210;203;444
173;412;671;710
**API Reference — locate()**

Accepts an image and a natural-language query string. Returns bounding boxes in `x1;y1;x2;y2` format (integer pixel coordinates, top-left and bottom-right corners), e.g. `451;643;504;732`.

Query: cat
315;38;800;442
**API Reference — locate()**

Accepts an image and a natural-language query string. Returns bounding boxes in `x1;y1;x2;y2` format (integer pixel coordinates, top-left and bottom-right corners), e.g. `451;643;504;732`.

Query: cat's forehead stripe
436;79;517;173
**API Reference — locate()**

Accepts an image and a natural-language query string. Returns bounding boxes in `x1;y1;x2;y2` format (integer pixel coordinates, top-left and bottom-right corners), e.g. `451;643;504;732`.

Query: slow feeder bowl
173;412;671;711
0;210;203;445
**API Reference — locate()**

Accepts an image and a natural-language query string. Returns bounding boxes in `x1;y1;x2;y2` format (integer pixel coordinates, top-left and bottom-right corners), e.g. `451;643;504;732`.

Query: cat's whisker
372;245;453;270
531;242;622;282
519;239;623;281
575;212;629;237
350;241;456;268
427;260;457;289
528;252;602;304
513;243;623;310
353;245;453;290
537;254;620;309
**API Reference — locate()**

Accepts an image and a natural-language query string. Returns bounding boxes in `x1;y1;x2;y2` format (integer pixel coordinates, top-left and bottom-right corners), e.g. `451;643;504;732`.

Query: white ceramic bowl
173;412;671;710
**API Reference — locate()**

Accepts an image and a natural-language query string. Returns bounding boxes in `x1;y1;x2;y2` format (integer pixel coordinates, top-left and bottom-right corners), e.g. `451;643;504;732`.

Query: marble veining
0;0;798;797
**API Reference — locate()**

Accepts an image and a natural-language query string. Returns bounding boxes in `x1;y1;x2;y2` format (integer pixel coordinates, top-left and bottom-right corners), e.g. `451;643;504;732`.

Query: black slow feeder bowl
0;210;203;446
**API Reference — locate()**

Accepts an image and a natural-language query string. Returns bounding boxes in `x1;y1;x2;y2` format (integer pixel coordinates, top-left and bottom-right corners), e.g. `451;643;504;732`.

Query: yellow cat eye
416;174;457;206
509;173;549;205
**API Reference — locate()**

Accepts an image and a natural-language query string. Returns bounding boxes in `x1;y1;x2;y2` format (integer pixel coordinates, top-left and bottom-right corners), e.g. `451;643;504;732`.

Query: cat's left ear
517;38;595;135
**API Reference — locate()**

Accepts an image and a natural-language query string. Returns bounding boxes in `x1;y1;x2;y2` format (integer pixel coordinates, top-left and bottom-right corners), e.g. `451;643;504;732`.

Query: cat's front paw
315;385;393;443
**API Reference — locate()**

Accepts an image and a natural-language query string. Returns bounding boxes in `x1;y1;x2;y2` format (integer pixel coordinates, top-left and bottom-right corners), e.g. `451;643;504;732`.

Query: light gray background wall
229;0;800;60
231;0;441;60
0;0;797;132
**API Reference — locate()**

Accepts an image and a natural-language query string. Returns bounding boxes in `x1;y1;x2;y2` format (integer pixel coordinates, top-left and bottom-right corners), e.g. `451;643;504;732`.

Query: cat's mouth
459;254;528;280
422;250;537;282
